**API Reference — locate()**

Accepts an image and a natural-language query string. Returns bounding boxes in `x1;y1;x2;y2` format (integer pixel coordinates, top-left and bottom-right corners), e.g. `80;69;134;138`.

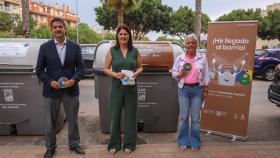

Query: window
59;11;63;16
81;46;96;55
255;50;266;56
275;51;280;58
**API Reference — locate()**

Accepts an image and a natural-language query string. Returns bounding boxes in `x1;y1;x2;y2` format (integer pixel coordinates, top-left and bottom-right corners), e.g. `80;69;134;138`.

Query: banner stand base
201;129;248;141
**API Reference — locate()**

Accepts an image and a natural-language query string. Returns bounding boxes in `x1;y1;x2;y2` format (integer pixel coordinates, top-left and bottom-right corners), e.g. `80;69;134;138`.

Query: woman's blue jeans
177;86;203;148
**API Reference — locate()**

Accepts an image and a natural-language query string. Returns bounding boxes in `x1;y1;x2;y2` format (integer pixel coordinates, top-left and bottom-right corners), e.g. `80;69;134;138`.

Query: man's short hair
50;18;66;28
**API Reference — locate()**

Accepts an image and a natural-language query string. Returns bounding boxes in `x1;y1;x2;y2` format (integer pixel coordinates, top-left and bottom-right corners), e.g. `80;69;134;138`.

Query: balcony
64;15;78;22
0;5;14;14
4;0;20;5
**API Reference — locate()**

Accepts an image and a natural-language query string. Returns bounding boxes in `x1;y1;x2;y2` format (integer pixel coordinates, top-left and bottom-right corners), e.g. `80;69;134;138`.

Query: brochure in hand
121;70;135;86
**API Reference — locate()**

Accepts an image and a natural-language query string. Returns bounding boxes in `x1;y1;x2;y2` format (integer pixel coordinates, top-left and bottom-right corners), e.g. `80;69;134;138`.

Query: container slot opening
137;121;144;132
9;124;18;135
0;119;29;135
137;115;160;132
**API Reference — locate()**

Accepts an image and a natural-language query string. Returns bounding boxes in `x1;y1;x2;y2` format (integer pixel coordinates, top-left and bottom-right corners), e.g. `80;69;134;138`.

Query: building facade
262;2;280;16
0;0;22;16
258;2;280;49
29;0;78;27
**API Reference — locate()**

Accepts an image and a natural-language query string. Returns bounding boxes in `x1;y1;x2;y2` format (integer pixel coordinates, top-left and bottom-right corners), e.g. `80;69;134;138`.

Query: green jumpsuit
108;47;138;151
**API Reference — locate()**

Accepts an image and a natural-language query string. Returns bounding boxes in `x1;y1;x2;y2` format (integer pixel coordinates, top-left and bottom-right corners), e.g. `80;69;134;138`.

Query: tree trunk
194;0;201;41
117;7;124;26
22;0;30;38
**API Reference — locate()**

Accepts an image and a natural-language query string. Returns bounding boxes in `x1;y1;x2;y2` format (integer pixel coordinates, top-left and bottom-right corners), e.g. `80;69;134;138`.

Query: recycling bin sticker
0;82;26;109
0;43;30;57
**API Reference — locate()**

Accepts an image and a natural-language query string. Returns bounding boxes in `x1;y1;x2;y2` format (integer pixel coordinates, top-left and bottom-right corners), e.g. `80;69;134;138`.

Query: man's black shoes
43;150;55;158
43;146;85;157
70;146;86;155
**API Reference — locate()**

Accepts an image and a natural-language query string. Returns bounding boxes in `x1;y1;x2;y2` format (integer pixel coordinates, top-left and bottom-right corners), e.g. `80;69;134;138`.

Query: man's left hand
66;79;75;88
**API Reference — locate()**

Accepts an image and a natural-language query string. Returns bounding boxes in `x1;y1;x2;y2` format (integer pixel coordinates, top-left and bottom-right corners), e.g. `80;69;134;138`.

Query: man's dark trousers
44;92;80;150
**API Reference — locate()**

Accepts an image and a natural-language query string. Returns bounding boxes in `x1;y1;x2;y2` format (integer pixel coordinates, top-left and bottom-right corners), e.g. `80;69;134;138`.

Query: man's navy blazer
36;39;84;98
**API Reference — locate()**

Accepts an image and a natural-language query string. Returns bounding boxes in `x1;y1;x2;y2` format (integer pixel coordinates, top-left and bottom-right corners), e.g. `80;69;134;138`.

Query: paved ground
1;142;280;158
0;79;280;157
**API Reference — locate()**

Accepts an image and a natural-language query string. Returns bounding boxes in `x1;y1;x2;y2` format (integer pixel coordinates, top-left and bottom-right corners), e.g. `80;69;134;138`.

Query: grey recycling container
0;38;65;135
93;40;184;133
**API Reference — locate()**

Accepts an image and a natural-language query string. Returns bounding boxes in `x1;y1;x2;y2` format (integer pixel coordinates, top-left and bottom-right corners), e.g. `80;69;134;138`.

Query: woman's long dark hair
114;25;133;51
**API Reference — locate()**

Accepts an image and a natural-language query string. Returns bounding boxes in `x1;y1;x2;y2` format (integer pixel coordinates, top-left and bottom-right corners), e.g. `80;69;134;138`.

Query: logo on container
138;88;146;101
3;89;14;102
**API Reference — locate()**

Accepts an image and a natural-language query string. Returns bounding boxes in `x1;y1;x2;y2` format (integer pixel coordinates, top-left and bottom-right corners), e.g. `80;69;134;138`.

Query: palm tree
22;0;30;38
194;0;201;41
100;0;140;26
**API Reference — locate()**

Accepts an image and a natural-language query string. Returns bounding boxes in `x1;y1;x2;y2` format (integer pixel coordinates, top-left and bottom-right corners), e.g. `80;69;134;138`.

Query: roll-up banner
201;21;258;140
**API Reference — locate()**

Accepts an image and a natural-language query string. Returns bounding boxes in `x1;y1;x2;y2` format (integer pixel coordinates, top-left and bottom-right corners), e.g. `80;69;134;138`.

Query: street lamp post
76;0;79;44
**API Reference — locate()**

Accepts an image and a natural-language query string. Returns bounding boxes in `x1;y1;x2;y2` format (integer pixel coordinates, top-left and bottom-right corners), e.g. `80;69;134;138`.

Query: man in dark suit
36;18;85;158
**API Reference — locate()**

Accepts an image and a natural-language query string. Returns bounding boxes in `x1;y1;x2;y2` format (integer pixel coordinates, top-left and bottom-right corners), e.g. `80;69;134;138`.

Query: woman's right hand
180;70;187;76
114;72;126;79
177;70;186;79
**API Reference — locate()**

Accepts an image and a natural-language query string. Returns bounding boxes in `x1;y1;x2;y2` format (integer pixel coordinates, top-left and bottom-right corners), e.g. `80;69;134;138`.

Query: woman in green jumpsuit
104;25;143;154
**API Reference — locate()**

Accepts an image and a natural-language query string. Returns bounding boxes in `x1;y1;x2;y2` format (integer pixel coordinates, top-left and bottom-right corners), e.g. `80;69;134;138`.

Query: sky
40;0;280;40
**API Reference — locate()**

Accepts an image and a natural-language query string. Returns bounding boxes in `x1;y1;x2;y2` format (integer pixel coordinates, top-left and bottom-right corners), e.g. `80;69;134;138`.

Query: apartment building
29;0;78;27
0;0;22;16
257;2;280;49
261;2;280;16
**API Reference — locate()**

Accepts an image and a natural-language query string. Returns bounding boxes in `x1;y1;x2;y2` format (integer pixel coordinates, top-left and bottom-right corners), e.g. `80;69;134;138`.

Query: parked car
254;48;280;81
268;64;280;106
80;44;96;77
197;48;206;53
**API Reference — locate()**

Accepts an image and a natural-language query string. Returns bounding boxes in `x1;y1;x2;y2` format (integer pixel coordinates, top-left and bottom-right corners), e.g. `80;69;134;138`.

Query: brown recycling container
93;41;184;133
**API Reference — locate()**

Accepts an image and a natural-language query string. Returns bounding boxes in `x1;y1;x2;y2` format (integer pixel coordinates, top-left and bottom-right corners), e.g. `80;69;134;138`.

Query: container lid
94;41;184;72
134;41;174;71
0;38;48;70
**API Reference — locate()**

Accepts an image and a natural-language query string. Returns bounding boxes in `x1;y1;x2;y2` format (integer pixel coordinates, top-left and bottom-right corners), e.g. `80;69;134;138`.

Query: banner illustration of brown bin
201;21;258;140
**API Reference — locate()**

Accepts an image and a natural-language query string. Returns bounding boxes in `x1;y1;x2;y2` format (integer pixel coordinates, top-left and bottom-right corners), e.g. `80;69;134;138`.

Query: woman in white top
172;33;209;151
